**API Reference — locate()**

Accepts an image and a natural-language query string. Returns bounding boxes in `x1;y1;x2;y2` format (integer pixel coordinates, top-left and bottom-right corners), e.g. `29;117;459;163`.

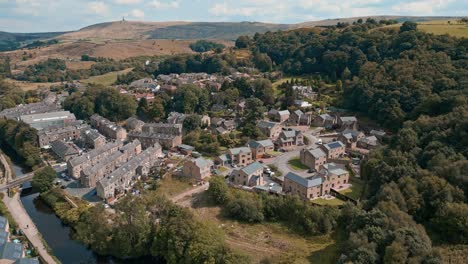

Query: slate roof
229;147;251;155
322;163;348;176
278;110;290;116
0;241;23;260
240;162;263;175
285;172;323;188
323;141;345;150
0;230;8;245
0;216;8;231
319;114;334;120
307;148;326;158
293;110;304;116
248;139;274;149
14;258;40;264
257;120;279;129
51;141;80;158
191;157;213;169
340;116;357;122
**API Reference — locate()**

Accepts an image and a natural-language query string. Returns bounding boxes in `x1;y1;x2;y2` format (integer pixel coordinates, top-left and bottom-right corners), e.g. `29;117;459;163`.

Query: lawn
272;77;306;96
339;177;365;200
312;197;346;206
81;68;133;86
288;157;309;171
381;20;468;38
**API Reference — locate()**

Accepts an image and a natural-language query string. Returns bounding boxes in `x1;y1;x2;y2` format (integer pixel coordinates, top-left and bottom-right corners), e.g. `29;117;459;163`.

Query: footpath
0;153;58;264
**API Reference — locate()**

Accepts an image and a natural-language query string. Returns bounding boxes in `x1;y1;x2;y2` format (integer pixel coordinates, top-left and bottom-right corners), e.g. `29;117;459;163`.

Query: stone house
289;110;311;126
283;163;349;200
338;129;365;148
230;161;264;187
227;147;253;167
96;145;162;201
51;141;81;161
90;114;127;141
257;120;283;139
276;128;304;149
82;129;106;149
37;123;89;148
268;109;290;123
183;157;213;181
67;141;122;179
337;116;358;130
313;114;336;129
125;117;145;132
357;136;378;149
247;139;275;159
300;147;327;172
320;141;346;159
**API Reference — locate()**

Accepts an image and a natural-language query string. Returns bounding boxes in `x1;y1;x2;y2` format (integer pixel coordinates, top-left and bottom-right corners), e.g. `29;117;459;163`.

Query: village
0;72;386;207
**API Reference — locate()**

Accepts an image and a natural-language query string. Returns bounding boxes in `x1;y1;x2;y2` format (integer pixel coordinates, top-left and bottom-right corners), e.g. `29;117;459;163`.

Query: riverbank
2;192;59;264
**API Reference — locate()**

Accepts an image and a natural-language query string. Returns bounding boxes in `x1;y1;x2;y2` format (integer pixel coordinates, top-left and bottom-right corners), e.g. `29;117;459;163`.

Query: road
2;192;58;264
263;127;320;177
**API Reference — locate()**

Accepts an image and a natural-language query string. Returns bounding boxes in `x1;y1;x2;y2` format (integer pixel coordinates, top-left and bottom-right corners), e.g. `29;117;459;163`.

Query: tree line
15;58;128;83
41;188;250;264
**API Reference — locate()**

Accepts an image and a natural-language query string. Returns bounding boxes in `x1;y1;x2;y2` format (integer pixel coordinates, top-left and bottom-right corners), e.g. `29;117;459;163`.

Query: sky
0;0;465;32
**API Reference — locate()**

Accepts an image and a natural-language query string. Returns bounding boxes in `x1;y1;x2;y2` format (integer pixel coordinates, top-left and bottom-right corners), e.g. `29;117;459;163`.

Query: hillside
0;31;67;52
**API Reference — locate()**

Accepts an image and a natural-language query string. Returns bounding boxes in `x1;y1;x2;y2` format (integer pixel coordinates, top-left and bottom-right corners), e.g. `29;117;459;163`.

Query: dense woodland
234;21;467;262
189;40;225;52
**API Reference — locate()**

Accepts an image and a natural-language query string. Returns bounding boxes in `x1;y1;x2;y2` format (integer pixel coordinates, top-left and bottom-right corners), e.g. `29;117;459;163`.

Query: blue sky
0;0;465;32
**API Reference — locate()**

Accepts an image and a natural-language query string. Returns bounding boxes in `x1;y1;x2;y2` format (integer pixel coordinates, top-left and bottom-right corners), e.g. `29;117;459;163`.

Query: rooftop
248;139;274;148
229;147;251;155
285;172;323;188
240;161;263;175
323;141;345;150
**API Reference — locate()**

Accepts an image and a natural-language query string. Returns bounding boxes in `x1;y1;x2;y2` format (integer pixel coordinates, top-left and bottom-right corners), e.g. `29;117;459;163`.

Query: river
15;162;156;264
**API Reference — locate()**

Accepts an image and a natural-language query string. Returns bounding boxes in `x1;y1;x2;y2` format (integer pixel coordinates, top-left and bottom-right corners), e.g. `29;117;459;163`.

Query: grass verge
288;157;309;171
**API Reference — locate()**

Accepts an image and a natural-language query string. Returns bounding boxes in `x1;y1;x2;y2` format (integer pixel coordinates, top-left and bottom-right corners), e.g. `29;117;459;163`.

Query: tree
208;176;230;204
32;166;56;193
400;21;418;32
244;98;266;123
183;115;201;131
136;97;149;120
431;202;468;244
235;36;252;49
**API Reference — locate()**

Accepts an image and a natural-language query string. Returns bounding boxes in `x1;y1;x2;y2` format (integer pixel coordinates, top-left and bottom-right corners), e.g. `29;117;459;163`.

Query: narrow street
2;192;58;264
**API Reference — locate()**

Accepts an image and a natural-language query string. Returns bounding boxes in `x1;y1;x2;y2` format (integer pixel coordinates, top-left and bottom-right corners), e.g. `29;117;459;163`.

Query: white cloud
391;0;453;15
87;1;110;16
130;8;145;19
114;0;141;4
149;0;180;9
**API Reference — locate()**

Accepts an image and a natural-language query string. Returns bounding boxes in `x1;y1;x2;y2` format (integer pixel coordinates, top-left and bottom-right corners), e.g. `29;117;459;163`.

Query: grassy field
419;20;468;38
288;157;309;171
312;197;346;206
382;20;468;38
81;68;133;86
4;78;62;91
154;175;195;197
190;192;341;263
339;177;365;200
